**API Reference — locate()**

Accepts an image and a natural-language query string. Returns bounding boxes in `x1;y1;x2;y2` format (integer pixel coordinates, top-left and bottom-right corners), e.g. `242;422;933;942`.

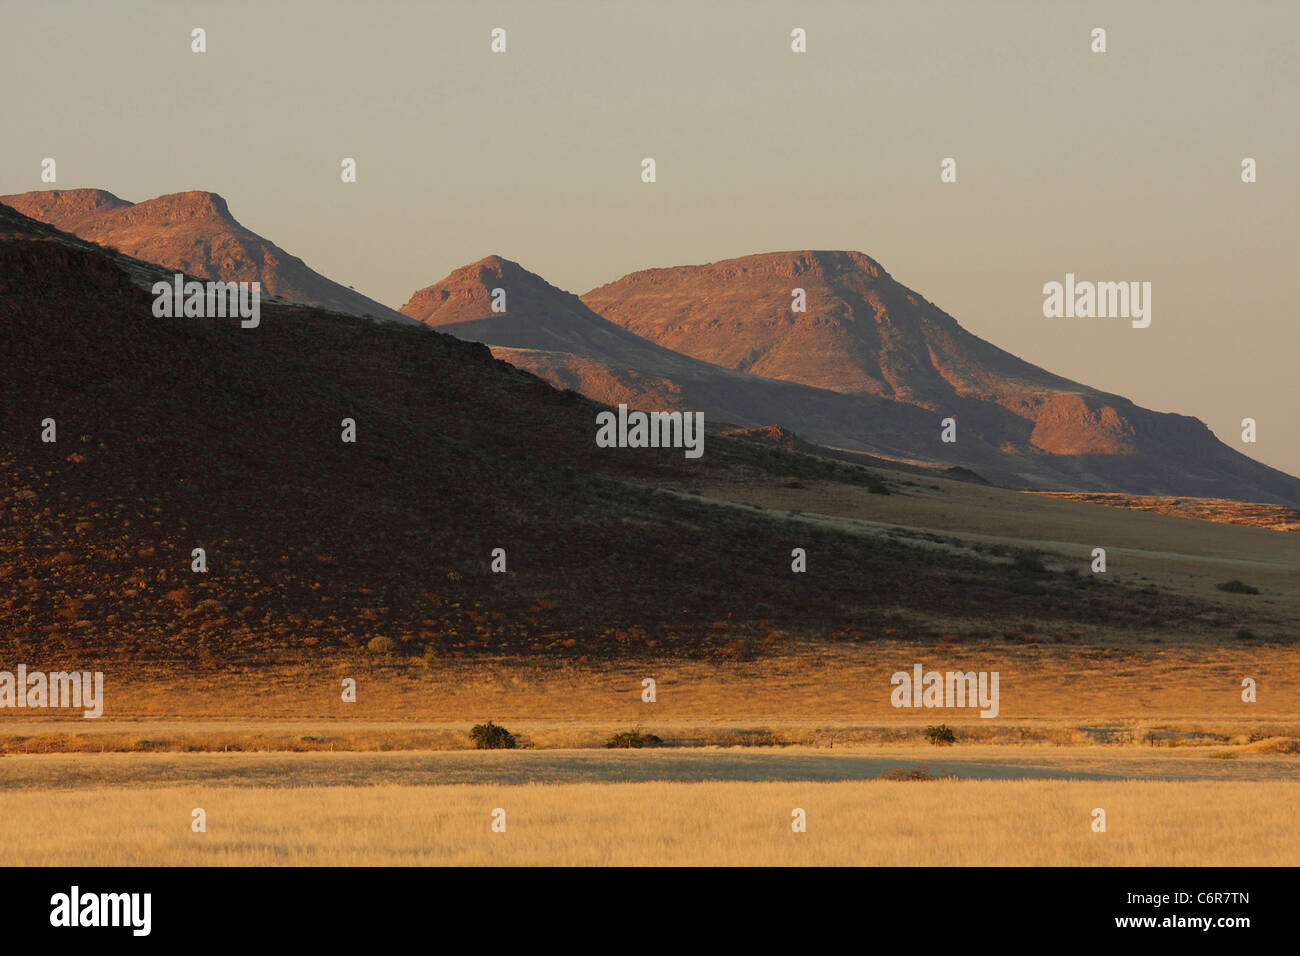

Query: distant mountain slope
400;255;743;378
582;251;1082;399
1;188;416;325
400;255;953;457
579;251;1300;505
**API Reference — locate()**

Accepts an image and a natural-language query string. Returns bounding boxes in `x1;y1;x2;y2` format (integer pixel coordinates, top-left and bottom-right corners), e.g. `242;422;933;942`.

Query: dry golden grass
4;639;1296;724
0;779;1293;866
1;719;1298;754
1241;736;1300;754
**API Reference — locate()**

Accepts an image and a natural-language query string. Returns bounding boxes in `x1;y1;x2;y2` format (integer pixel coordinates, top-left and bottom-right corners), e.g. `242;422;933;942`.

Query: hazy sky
4;0;1298;474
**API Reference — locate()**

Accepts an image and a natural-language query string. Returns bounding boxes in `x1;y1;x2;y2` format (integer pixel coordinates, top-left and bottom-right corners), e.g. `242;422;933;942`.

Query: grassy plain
0;775;1292;866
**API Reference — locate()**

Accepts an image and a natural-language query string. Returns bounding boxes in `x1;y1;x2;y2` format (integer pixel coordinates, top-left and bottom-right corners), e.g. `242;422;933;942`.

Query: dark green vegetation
470;722;516;750
924;725;957;746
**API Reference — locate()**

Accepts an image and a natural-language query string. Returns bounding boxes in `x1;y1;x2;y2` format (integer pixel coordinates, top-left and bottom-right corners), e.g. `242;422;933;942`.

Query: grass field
2;636;1296;724
0;775;1293;866
0;746;1293;865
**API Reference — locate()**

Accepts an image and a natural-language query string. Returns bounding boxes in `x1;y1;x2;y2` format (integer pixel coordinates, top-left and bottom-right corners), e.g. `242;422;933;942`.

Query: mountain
400;254;736;378
399;255;958;458
580;251;1300;505
12;199;1138;662
0;188;415;324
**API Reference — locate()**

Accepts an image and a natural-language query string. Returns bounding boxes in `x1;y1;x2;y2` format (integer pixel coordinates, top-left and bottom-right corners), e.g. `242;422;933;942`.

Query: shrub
924;724;956;746
1235;628;1257;641
605;730;663;749
1217;580;1259;594
366;636;399;655
421;643;439;665
470;722;516;750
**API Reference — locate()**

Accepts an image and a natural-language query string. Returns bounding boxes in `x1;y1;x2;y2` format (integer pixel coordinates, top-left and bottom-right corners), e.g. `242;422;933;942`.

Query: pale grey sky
3;0;1297;474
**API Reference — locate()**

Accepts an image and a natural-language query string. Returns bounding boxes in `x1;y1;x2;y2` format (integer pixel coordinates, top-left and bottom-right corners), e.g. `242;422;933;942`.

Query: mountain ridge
409;250;1300;505
1;188;416;325
7;190;1295;505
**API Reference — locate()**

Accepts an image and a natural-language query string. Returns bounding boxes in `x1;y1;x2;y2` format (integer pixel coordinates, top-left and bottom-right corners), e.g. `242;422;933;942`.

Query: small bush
421;643;439;665
1217;580;1259;594
1235;628;1257;641
470;722;516;750
366;636;399;655
924;724;956;746
605;730;663;749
